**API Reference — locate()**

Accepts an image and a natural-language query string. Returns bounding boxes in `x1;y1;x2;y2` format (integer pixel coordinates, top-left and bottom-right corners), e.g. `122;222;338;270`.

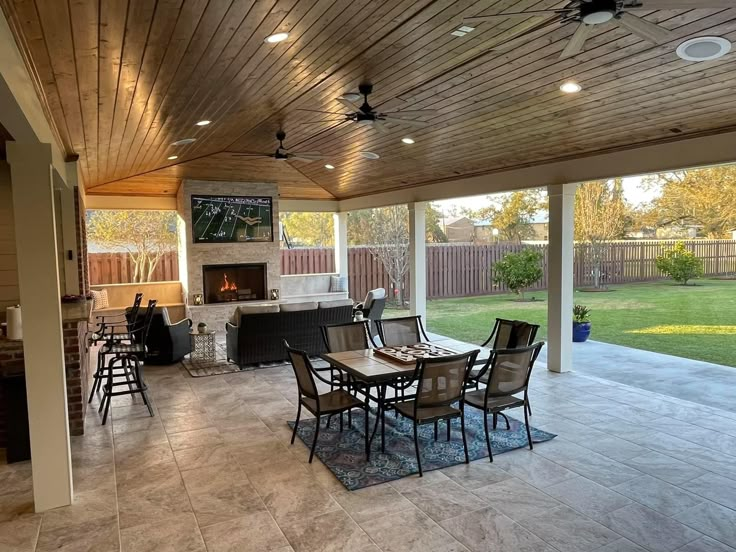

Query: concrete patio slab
538;341;736;414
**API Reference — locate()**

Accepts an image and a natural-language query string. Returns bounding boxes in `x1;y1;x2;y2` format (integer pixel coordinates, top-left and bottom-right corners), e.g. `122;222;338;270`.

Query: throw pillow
98;289;110;309
330;275;348;293
90;289;107;310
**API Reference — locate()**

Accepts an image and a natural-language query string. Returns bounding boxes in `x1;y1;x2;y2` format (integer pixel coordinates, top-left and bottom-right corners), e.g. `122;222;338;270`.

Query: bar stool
99;300;157;425
88;293;143;403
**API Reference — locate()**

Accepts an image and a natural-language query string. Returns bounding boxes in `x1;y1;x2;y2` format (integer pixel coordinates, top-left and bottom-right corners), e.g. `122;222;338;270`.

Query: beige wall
0;161;19;316
176;180;281;305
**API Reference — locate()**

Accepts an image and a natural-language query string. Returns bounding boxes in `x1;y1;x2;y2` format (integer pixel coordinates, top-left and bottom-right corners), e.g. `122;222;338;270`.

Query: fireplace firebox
202;263;267;304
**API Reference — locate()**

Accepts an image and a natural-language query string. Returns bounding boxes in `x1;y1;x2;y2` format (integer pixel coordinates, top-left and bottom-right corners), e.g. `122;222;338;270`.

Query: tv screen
191;195;273;243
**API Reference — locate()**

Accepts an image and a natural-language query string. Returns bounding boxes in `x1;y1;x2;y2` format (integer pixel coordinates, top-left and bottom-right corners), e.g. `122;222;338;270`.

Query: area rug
182;344;331;377
288;409;556;490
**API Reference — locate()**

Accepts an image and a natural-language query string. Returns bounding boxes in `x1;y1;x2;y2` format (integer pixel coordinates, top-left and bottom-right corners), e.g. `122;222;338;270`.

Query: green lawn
407;279;736;368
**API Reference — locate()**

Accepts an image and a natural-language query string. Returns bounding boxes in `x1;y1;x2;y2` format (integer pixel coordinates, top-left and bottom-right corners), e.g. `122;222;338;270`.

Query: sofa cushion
329;275;348;293
280;301;318;312
230;304;280;326
318;298;354;309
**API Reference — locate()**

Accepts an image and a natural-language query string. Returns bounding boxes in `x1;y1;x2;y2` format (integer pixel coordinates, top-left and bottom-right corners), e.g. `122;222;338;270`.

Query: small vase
198;324;208;334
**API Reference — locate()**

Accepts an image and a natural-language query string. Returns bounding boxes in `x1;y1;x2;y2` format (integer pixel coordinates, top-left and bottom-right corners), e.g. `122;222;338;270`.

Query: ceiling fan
464;0;733;60
297;83;437;133
230;130;323;162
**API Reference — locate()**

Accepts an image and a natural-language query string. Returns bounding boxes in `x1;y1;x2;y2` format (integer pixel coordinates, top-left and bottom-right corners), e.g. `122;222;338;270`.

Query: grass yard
415;279;736;368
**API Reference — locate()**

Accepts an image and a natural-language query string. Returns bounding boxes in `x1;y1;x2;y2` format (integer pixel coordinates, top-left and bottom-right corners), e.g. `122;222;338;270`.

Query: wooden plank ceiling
2;0;736;200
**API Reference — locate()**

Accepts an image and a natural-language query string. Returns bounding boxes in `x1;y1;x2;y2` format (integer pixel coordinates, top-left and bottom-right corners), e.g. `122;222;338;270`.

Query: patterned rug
289;408;556;490
182;343;331;377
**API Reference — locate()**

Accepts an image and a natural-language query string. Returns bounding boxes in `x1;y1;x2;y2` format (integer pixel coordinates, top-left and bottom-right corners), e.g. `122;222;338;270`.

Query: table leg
368;384;386;453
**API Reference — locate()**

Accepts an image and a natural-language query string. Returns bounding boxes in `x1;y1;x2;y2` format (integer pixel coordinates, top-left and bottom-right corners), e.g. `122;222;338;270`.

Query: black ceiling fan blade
300;118;348;123
381;116;429;128
381;109;437;118
464;9;572;25
226;152;272;158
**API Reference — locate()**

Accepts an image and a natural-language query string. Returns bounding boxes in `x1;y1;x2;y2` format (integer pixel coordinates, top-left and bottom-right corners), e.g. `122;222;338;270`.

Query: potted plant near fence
572;305;591;343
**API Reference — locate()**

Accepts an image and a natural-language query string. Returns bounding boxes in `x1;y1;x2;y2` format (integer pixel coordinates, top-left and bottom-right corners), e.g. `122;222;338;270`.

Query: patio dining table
319;336;491;452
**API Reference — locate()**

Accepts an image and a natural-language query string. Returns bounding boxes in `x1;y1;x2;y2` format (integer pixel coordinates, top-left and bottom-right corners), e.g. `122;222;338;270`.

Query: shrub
655;242;703;285
493;248;544;299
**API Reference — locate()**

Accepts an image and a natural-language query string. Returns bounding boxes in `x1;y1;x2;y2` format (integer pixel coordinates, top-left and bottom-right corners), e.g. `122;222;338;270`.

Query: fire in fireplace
202;263;267;304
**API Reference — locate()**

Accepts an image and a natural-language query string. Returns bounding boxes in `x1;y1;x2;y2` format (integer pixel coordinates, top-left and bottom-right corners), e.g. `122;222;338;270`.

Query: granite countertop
61;300;94;322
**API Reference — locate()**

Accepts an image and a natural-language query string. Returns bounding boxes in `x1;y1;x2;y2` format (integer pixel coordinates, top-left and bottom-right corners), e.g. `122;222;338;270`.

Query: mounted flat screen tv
191;195;273;243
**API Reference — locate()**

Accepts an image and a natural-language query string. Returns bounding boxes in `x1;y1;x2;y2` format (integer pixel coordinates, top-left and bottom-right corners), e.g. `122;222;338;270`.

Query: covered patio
1;0;736;550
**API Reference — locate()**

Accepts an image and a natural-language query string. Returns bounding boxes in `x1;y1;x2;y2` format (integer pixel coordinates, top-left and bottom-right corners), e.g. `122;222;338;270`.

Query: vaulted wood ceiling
2;0;736;200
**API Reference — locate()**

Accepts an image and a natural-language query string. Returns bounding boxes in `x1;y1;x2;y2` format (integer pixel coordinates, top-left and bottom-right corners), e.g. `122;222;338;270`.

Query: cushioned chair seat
464;390;524;412
393;400;461;423
302;390;363;414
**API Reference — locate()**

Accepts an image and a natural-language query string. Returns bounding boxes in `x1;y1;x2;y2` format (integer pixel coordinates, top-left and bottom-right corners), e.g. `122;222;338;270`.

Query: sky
433;176;660;215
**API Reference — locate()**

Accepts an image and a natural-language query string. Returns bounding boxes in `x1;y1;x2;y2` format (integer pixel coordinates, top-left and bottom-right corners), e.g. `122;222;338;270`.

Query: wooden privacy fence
91;241;736;297
280;240;736;301
89;251;179;285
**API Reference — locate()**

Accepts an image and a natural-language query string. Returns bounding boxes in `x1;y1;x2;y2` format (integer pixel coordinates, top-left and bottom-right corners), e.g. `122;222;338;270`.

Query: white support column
408;202;427;319
547;183;576;373
7;142;73;511
333;212;348;281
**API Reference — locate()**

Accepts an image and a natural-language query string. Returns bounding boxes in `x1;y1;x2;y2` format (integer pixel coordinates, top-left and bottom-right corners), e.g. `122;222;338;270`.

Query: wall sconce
269;289;280;301
193;293;203;305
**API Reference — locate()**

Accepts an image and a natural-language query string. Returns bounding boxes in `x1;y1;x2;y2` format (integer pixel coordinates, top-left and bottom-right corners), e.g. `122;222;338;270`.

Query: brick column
63;321;87;436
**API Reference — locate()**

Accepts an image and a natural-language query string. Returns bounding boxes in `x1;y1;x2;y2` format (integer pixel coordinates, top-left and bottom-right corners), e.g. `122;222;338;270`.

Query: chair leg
460;410;469;464
499;412;510;431
101;360;115;425
339;411;344;433
309;413;321;463
483;412;494;463
413;421;423;477
364;404;370;461
525;391;532;417
492;413;498;430
135;359;154;417
291;402;302;445
447;419;451;442
434;421;438;441
524;402;534;450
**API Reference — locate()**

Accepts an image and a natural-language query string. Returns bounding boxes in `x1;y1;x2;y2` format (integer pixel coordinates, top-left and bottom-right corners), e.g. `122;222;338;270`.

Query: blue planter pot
572;322;591;343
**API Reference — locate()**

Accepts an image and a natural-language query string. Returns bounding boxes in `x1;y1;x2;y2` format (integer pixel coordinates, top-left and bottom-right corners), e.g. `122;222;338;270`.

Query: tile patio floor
2;348;736;552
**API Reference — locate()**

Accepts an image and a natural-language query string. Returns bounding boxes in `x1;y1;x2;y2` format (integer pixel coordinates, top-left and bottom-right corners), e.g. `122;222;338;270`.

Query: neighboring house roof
444;216;473;227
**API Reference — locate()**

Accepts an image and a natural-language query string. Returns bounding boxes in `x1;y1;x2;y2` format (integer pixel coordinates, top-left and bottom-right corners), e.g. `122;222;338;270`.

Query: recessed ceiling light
401;137;415;144
324;164;335;170
451;30;467;37
359;151;380;160
167;155;178;160
265;32;289;44
195;120;211;126
458;25;475;33
676;36;731;61
560;81;582;94
171;138;196;146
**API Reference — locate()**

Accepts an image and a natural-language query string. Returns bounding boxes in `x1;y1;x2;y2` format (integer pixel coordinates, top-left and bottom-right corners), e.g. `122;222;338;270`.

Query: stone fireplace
177;180;280;330
202;263;267;304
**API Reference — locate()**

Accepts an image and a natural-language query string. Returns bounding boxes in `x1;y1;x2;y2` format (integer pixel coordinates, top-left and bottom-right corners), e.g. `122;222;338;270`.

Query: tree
641;166;736;238
87;210;178;282
467;190;544;243
574;179;629;289
280;212;334;247
357;206;410;306
656;242;704;285
425;203;448;243
493;248;544;300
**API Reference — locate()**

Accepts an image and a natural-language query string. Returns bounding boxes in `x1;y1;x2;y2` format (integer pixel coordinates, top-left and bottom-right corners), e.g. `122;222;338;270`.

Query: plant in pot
572;305;591;343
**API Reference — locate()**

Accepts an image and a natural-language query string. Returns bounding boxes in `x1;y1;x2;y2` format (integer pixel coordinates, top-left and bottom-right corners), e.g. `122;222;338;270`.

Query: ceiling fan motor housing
581;0;617;25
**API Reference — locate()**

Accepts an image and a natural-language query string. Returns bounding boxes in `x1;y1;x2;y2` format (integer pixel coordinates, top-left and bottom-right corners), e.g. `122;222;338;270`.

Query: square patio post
547;183;576;373
409;202;427;319
333;212;348;285
7;142;74;510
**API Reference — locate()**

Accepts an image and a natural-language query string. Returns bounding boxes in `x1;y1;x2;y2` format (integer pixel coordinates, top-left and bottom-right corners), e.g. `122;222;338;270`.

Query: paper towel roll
6;305;22;341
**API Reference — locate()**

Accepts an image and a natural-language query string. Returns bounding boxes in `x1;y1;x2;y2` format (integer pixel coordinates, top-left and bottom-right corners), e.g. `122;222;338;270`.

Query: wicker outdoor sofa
225;299;354;366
